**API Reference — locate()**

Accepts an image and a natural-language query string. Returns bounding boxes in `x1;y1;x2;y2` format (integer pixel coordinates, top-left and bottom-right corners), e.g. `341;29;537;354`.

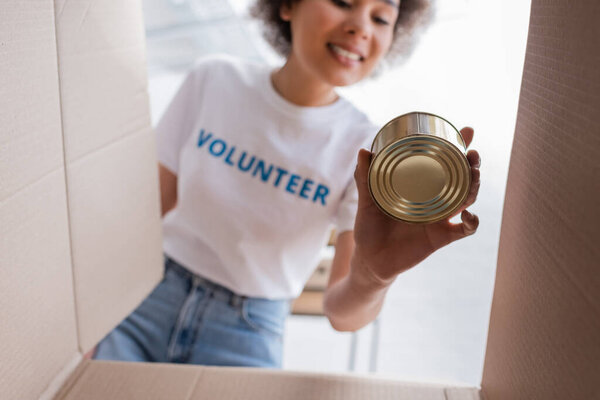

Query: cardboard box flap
0;175;79;400
54;0;164;353
481;1;600;399
55;360;481;400
0;2;80;399
0;2;64;202
2;0;162;397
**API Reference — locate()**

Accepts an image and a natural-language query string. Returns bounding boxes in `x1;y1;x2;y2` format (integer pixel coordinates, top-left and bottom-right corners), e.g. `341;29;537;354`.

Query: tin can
368;112;471;223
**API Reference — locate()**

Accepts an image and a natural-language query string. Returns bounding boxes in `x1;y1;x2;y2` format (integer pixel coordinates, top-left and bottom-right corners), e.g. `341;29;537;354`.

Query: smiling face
281;0;399;87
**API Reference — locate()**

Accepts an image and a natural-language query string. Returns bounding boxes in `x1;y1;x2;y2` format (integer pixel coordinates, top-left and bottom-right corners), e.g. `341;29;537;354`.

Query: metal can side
368;112;471;224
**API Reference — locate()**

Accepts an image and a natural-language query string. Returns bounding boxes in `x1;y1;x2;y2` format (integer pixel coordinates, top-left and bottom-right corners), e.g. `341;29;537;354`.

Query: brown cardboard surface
0;2;80;399
56;360;480;400
0;172;79;400
54;0;150;163
192;367;450;400
56;361;200;400
54;0;163;353
481;0;600;399
2;0;162;397
0;1;64;202
445;388;480;400
66;130;163;352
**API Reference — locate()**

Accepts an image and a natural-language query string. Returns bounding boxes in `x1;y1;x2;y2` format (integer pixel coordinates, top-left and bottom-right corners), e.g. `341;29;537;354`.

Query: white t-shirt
156;55;377;299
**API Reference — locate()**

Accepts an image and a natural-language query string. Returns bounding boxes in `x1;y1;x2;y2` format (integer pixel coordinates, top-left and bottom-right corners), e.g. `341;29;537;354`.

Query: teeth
330;44;362;61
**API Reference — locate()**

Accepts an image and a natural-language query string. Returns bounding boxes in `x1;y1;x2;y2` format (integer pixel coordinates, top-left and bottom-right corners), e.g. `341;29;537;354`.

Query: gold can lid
369;134;471;223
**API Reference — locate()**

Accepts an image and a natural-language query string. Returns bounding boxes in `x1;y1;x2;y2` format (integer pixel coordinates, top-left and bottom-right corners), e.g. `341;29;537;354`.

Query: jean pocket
241;300;288;337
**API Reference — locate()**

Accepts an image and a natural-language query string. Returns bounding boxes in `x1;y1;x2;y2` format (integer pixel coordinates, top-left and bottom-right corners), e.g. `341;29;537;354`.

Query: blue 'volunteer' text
197;129;330;206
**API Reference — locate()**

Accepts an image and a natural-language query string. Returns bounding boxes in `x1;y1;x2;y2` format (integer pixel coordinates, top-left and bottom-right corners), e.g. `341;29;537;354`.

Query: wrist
348;249;395;294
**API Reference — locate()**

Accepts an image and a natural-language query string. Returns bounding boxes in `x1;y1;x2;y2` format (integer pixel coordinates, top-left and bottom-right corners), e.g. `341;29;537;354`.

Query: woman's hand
352;127;481;285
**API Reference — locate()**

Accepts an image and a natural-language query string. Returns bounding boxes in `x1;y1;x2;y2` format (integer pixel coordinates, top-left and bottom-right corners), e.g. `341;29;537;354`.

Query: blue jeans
94;255;291;367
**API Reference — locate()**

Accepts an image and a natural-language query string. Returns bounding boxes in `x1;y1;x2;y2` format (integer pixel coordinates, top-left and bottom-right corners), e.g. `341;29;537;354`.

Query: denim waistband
163;254;248;307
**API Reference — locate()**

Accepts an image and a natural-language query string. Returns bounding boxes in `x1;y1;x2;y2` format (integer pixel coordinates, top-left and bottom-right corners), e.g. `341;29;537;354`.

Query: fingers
452;149;481;213
354;148;372;187
447;210;479;243
447;149;481;219
460;127;474;148
354;149;373;208
470;166;481;198
462;158;481;210
467;149;480;168
461;210;479;235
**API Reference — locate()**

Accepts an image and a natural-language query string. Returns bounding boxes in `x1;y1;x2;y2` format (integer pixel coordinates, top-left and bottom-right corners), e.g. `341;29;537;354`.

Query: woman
93;0;481;368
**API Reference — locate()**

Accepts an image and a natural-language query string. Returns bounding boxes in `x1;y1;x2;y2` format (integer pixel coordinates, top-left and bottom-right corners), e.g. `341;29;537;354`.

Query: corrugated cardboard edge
190;366;477;399
480;0;600;399
54;360;205;400
53;0;164;354
35;0;163;397
50;360;482;400
41;354;83;400
0;2;82;398
444;387;482;400
52;0;83;356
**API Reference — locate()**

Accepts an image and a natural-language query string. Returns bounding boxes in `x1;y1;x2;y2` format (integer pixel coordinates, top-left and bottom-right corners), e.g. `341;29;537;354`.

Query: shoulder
188;54;266;88
335;99;380;147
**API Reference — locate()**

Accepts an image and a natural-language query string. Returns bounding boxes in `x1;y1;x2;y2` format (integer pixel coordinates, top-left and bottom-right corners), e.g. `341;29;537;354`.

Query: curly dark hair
250;0;435;65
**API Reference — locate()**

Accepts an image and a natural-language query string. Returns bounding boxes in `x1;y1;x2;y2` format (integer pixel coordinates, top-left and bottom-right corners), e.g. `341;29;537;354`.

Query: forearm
323;253;394;332
159;163;177;217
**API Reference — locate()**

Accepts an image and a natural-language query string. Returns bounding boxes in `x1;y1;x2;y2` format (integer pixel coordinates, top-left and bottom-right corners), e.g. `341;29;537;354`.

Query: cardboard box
1;0;598;399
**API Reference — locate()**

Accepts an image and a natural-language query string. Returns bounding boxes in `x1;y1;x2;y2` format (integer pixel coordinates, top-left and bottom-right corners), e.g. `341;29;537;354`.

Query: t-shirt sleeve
333;133;375;234
334;176;360;234
155;70;200;175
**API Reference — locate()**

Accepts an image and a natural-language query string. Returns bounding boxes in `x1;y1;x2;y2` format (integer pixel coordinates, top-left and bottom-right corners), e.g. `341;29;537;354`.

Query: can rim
367;134;472;224
370;111;466;153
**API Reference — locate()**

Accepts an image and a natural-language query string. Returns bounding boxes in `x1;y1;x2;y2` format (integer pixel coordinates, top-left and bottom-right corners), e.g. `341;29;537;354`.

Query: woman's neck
271;55;339;107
